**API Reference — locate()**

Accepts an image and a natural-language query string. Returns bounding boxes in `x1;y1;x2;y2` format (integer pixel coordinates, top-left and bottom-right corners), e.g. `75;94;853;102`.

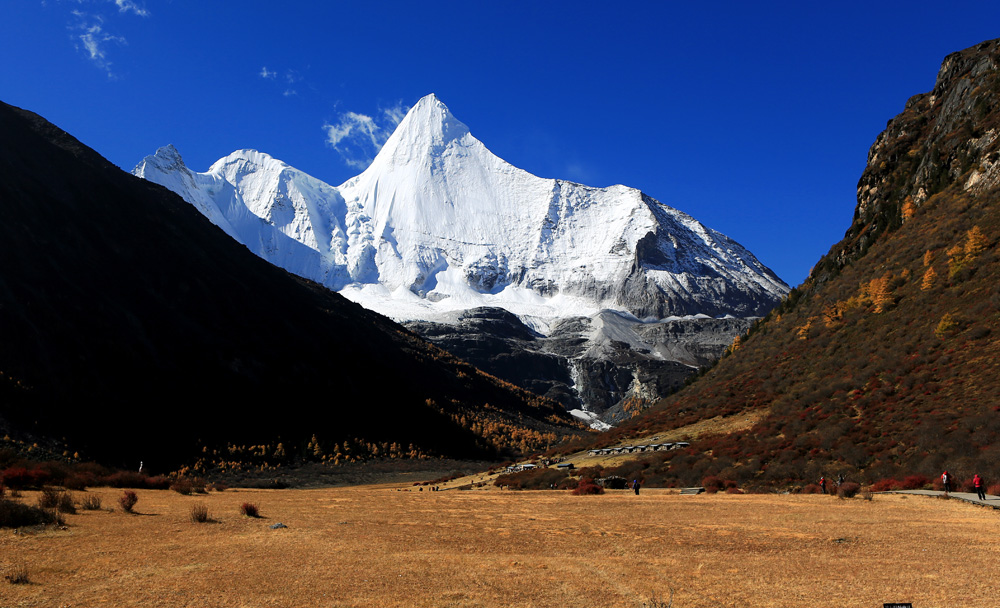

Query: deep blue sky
3;2;999;287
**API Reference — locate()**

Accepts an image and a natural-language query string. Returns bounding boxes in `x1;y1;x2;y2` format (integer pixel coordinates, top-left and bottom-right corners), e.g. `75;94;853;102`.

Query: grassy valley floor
2;486;997;607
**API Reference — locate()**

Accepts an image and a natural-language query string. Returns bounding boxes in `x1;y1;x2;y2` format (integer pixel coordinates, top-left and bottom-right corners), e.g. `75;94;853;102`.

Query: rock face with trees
577;38;1000;488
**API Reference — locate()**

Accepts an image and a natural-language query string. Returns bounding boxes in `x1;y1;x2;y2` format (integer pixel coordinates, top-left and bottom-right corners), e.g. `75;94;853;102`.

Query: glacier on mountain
134;94;789;424
134;94;787;323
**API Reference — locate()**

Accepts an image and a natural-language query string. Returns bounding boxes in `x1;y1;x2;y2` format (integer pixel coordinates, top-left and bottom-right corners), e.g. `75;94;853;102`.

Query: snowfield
135;94;788;323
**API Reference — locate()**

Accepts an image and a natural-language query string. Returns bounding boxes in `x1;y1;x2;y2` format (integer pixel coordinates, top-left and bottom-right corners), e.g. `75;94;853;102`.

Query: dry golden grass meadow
2;485;999;607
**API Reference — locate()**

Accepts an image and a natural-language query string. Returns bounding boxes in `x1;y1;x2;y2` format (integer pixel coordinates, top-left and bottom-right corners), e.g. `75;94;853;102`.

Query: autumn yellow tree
902;196;916;221
728;335;742;353
869;274;893;313
822;303;843;328
921;265;937;290
796;317;815;340
965;225;987;257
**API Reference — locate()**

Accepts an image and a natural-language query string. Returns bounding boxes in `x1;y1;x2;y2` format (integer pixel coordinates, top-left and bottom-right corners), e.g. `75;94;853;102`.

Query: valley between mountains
2;38;1000;493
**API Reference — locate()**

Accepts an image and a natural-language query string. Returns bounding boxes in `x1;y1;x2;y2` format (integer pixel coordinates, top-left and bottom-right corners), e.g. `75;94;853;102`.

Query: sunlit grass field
2;485;997;607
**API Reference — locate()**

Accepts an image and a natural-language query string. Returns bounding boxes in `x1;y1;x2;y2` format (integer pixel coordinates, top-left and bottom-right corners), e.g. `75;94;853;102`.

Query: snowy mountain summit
135;94;787;322
135;94;789;424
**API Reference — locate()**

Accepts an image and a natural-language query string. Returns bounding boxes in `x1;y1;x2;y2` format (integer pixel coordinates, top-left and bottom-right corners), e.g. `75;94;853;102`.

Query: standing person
941;471;951;493
819;476;826;494
974;474;986;500
632;479;640;495
837;473;845;487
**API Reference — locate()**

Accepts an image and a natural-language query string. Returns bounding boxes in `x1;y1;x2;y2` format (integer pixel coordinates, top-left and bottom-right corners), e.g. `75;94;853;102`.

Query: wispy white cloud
61;1;148;77
113;0;148;17
381;102;408;127
259;67;306;97
70;12;126;77
322;101;410;170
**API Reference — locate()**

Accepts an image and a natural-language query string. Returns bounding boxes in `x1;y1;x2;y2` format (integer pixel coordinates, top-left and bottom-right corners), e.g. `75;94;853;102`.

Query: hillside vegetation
0;101;582;473
567;38;1000;488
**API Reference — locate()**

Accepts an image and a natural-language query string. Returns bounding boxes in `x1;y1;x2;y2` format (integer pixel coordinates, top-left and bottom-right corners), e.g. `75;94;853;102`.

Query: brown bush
170;478;194;495
240;502;260;517
838;482;861;499
0;496;58;528
37;487;62;509
118;490;138;513
190;504;211;523
63;474;90;491
80;494;102;511
4;562;29;585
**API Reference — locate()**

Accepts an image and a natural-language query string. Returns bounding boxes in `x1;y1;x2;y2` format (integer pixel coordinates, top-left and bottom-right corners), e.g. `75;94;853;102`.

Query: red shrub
987;484;1000;497
104;471;147;488
118;490;138;513
702;476;723;494
144;476;170;490
240;502;261;517
869;478;900;492
1;467;49;490
800;484;823;494
63;474;91;491
900;475;932;490
570;478;604;495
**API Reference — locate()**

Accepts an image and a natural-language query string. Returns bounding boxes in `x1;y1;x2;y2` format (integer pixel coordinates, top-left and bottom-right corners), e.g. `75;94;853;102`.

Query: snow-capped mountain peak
381;93;469;155
134;95;788;322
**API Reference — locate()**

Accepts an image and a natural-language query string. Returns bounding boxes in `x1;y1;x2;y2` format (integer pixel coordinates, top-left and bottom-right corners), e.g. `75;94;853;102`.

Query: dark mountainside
556;39;1000;488
0;101;581;472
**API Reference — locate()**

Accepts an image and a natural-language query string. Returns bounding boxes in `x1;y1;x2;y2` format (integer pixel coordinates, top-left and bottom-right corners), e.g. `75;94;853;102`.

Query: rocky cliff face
405;308;754;425
816;38;1000;280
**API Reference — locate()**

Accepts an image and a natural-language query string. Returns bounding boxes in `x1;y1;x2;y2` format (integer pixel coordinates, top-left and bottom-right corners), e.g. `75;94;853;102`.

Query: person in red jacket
974;474;986;501
941;471;951;493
